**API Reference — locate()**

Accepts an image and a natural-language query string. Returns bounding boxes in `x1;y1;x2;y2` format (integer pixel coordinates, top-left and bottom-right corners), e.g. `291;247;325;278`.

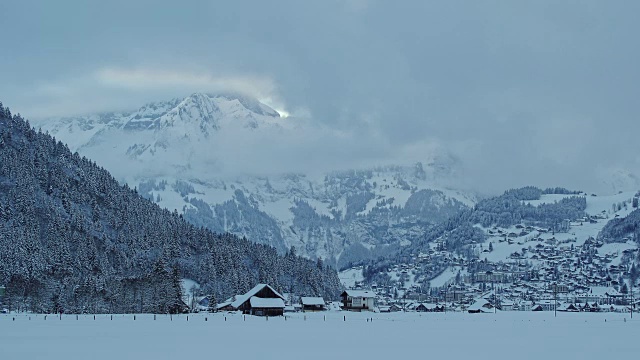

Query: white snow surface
339;268;364;288
430;267;466;288
180;279;200;306
0;312;637;359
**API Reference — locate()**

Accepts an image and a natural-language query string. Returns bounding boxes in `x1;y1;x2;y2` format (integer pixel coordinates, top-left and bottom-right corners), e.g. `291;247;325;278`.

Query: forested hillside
356;186;590;283
598;195;640;244
0;102;341;313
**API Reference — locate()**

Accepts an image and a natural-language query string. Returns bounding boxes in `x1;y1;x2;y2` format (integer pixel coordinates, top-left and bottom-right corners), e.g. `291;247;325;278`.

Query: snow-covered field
1;311;637;359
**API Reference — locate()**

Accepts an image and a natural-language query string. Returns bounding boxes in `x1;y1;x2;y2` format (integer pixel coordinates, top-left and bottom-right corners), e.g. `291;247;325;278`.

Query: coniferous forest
0;102;341;313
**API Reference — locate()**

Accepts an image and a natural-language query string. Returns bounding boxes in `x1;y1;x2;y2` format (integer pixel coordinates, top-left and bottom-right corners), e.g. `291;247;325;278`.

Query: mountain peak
208;92;280;118
119;93;281;133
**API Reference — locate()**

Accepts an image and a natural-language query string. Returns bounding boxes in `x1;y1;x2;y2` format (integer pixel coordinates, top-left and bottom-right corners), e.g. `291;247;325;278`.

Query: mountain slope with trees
0;102;341;313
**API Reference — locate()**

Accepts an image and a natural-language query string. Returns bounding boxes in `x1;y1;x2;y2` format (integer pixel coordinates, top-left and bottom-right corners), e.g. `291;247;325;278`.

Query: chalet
499;300;514;311
301;297;326;312
536;300;557;312
222;284;286;316
216;299;235;312
468;299;493;313
415;303;444;312
340;290;375;311
558;303;579;312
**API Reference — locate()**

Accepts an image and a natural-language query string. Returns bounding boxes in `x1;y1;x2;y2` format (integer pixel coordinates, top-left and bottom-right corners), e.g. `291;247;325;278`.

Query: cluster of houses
209;284;329;316
340;215;640;314
203;221;638;317
201;285;385;316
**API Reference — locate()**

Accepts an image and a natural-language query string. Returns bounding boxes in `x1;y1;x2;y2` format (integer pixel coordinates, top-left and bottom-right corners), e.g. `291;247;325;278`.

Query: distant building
218;284;286;316
415;303;444;312
340;290;375;311
301;297;326;312
467;299;493;313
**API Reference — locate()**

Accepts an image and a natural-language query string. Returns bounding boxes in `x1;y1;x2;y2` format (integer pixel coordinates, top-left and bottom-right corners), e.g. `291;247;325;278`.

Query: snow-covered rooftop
342;290;376;298
301;297;325;306
231;284;285;309
249;297;285;309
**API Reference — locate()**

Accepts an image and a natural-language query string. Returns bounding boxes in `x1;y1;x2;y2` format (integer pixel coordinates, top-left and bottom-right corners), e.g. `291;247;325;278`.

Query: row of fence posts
6;313;380;323
5;313;635;324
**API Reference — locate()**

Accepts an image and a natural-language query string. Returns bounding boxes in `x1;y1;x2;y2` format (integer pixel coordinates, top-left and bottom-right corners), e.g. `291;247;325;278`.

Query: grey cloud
2;0;640;194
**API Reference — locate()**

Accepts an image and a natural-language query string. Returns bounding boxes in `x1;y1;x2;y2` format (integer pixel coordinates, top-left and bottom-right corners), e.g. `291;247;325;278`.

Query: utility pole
553;282;557;318
494;281;496;314
444;286;447;314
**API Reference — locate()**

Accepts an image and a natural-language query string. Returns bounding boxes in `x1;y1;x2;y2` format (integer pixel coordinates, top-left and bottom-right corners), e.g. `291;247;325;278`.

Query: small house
223;284;286;316
301;297;326;312
468;299;493;313
558;303;579;312
340;290;375;311
499;300;514;311
415;303;443;312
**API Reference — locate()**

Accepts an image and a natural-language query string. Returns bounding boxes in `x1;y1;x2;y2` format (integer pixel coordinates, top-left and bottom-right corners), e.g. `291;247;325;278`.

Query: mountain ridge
34;94;477;266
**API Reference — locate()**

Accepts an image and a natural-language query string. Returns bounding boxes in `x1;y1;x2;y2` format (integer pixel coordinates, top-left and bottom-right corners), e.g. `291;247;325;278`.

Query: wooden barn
301;297;326;312
228;284;286;316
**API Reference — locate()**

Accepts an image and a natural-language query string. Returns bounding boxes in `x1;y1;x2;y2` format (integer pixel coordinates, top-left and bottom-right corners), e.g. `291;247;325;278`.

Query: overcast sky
2;0;640;194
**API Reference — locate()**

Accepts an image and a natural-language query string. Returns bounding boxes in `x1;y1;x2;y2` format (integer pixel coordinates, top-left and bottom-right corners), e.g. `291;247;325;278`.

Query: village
189;223;638;316
162;194;640;317
338;203;640;314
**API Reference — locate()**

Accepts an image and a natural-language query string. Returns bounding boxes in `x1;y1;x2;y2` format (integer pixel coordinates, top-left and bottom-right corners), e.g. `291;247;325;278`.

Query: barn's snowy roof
216;300;234;310
417;303;440;309
231;284;285;309
250;297;285;309
301;297;325;306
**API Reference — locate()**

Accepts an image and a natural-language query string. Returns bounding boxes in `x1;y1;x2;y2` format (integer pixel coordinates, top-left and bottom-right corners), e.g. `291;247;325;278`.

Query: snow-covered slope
36;93;476;266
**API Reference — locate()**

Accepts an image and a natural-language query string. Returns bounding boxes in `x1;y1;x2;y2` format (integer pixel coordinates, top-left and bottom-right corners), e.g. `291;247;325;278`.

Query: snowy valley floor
0;311;638;359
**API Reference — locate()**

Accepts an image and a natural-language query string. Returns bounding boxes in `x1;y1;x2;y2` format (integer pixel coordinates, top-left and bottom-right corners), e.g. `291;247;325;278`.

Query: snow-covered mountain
35;93;476;267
